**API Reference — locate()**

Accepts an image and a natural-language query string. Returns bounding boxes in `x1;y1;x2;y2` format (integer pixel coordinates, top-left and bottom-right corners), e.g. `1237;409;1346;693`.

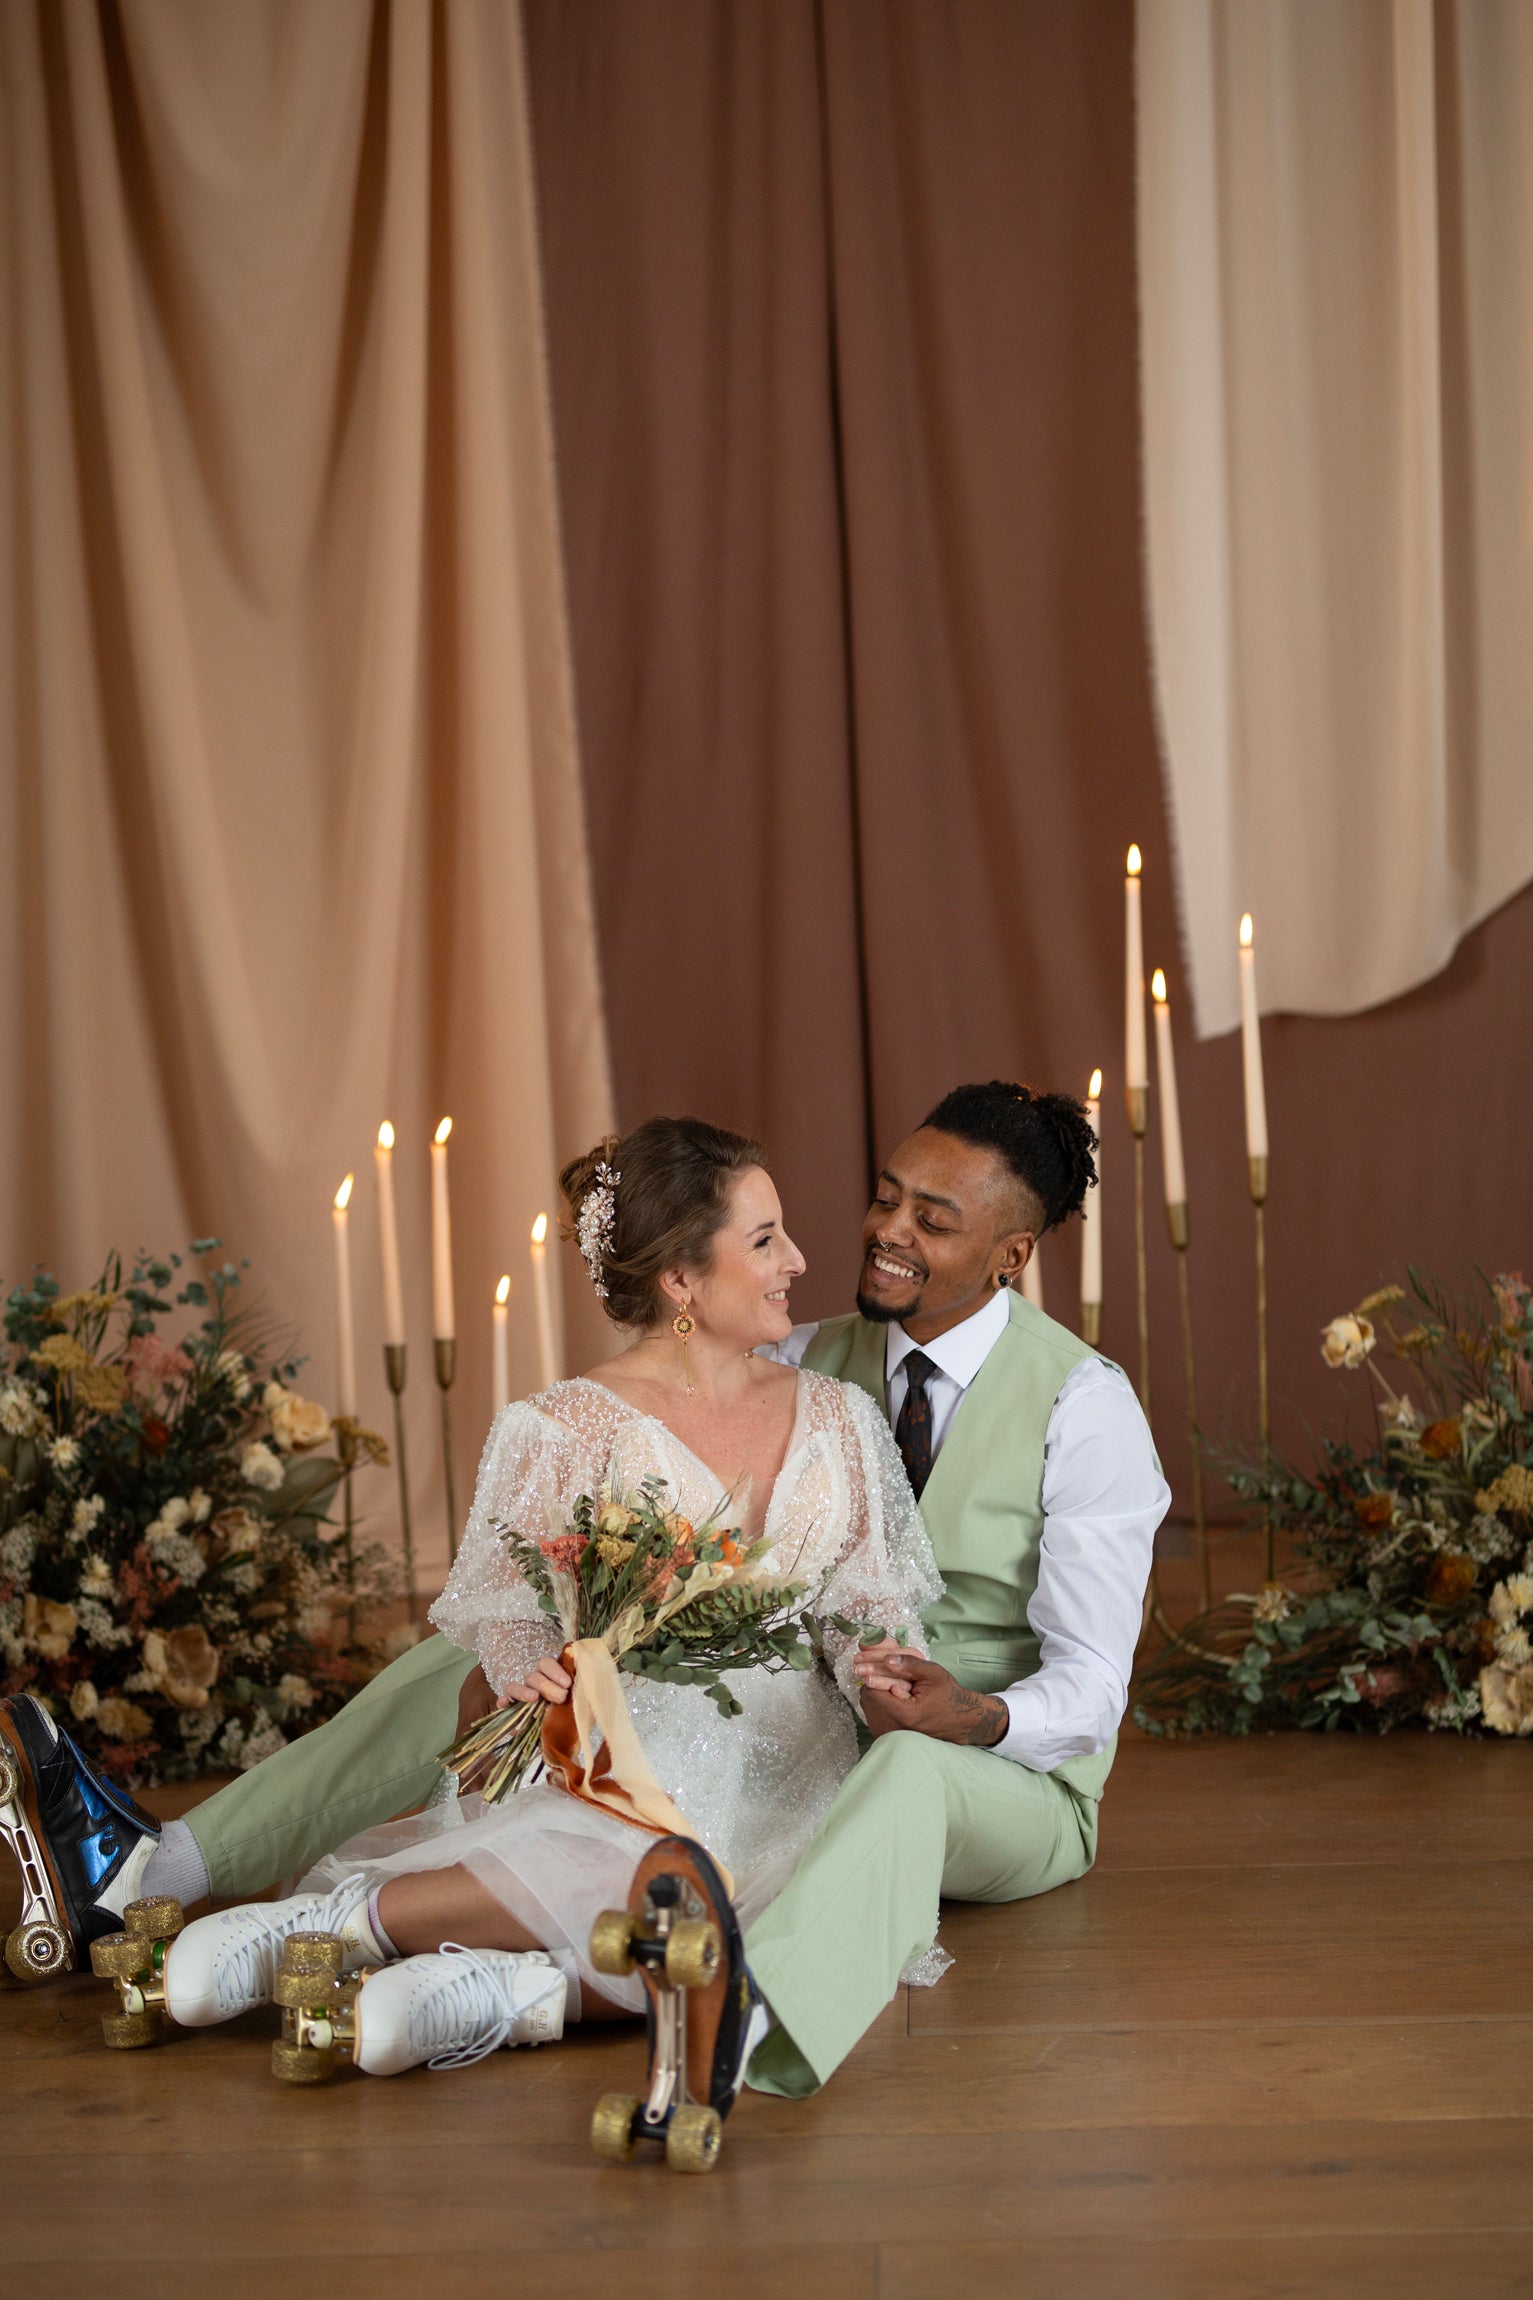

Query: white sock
363;1887;400;1963
140;1819;210;1908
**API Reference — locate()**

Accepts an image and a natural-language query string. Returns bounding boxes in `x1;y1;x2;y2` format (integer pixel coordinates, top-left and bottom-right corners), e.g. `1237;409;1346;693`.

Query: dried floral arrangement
444;1474;903;1803
1136;1271;1533;1739
0;1246;399;1787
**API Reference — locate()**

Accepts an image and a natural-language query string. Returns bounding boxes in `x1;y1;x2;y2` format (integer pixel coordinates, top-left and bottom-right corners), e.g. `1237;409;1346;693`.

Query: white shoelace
213;1872;371;2015
412;1942;551;2070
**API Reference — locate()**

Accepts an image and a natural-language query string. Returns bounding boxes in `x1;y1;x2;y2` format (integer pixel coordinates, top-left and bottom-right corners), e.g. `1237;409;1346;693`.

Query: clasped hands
456;1642;1009;1751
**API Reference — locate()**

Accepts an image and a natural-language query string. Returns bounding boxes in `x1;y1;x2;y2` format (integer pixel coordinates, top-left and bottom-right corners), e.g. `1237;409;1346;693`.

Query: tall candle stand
435;1339;459;1565
1166;1202;1210;1612
384;1343;419;1628
1126;1087;1151;1424
1249;1153;1273;1580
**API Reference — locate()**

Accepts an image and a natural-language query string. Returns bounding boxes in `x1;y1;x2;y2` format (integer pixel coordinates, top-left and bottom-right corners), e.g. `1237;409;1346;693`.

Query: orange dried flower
1424;1552;1477;1607
1353;1491;1395;1528
1420;1419;1462;1460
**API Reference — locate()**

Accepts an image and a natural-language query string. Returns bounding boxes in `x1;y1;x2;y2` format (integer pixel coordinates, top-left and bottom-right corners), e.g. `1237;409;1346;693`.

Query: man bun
920;1080;1097;1231
558;1115;768;1328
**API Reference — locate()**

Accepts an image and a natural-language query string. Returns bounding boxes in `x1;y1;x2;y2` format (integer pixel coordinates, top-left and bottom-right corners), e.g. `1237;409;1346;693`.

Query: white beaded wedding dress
300;1371;944;2012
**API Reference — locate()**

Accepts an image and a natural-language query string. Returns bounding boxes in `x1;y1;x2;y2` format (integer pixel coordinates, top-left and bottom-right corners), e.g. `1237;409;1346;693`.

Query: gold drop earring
672;1301;697;1394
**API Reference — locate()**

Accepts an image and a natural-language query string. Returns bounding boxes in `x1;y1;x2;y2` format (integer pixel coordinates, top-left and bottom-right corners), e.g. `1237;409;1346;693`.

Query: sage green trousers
183;1633;1104;2097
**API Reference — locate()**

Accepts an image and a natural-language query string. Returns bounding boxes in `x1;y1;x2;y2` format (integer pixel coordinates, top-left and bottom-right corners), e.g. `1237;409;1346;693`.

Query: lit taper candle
1080;1067;1103;1342
1124;845;1148;1118
530;1213;557;1389
430;1117;455;1341
373;1122;406;1347
331;1173;357;1419
493;1274;511;1411
1150;970;1187;1218
1238;914;1269;1171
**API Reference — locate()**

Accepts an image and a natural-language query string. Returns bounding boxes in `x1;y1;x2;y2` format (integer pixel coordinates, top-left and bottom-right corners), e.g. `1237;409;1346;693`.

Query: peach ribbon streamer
539;1639;733;1893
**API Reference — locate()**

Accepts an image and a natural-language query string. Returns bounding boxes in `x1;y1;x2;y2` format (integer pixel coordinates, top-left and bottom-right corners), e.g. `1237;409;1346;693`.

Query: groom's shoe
588;1836;769;2173
0;1694;161;1981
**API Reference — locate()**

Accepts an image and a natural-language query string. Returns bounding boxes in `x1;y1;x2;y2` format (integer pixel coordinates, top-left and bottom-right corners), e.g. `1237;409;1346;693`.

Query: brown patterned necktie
894;1348;937;1499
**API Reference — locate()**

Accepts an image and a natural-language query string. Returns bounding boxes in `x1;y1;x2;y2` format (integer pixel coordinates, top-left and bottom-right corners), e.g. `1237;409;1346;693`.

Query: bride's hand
499;1656;573;1708
853;1639;914;1701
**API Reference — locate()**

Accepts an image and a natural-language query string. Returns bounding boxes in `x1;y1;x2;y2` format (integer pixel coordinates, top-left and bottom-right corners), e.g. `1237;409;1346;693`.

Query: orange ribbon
540;1639;733;1893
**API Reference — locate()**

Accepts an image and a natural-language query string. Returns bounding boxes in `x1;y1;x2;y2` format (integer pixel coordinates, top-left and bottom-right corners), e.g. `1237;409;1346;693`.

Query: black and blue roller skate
0;1693;161;1981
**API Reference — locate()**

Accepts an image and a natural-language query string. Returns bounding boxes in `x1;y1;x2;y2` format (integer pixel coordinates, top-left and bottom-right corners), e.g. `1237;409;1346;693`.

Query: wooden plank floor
5;1693;1531;2294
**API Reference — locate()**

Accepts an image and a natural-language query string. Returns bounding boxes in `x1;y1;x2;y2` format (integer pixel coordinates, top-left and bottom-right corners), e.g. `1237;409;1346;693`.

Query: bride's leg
377;1864;635;2019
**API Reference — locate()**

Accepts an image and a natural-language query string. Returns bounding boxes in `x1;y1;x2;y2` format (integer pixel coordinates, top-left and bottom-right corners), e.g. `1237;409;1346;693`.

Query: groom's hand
856;1654;1010;1747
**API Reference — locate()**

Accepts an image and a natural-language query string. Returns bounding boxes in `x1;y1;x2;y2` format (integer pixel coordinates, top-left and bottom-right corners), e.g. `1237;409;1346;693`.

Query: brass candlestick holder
435;1338;458;1565
1249;1153;1273;1581
1166;1201;1210;1613
383;1343;419;1627
1080;1302;1102;1347
1126;1084;1151;1424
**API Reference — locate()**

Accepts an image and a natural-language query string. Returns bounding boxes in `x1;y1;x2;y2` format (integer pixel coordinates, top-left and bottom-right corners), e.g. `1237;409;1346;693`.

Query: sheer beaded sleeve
428;1396;599;1695
810;1377;945;1709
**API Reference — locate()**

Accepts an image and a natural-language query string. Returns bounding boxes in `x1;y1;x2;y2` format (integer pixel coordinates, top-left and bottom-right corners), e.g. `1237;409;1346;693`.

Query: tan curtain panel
0;0;613;1591
1138;0;1533;1037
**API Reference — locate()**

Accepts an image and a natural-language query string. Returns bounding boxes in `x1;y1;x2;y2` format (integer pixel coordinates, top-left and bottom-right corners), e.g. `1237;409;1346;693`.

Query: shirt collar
885;1285;1012;1393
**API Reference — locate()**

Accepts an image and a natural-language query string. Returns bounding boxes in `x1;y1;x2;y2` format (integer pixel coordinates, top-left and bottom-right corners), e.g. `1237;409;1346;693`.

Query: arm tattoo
948;1680;1009;1747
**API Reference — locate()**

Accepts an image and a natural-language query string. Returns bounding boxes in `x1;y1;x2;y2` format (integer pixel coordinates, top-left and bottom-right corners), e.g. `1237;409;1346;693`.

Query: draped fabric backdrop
522;0;1532;1517
0;0;614;1593
1139;0;1533;1037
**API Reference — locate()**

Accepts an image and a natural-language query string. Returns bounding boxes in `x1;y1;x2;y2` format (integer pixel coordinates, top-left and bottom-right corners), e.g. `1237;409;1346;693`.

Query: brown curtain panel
1;0;614;1593
523;0;1533;1515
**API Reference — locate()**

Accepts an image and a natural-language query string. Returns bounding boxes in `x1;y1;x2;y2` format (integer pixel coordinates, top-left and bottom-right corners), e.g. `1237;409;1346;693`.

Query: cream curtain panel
1138;0;1533;1037
0;1;613;1589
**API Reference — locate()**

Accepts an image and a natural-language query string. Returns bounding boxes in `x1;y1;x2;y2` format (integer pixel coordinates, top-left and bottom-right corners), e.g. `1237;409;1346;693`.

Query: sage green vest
803;1290;1115;1800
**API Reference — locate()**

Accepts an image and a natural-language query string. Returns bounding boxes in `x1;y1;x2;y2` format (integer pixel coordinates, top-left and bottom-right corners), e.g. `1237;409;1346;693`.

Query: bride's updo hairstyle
559;1116;768;1328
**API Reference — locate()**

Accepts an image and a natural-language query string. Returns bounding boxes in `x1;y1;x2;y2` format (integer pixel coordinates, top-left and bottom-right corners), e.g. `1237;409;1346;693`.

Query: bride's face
670;1167;806;1350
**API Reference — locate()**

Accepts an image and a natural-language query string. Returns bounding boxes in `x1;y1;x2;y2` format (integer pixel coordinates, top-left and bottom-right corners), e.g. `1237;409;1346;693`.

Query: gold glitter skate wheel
588;1909;639;1978
280;1932;345;1978
590;2092;640;2161
0;1750;21;1804
126;1896;184;1940
664;1917;721;1990
5;1918;71;1982
90;1930;150;1982
102;2006;162;2050
665;2102;722;2173
272;2036;338;2085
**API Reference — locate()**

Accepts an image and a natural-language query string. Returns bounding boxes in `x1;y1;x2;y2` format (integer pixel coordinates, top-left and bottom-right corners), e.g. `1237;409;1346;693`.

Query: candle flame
377;1120;395;1151
531;1212;548;1246
1151;968;1168;1004
434;1116;453;1146
1088;1067;1103;1100
495;1273;511;1305
334;1173;354;1211
1239;912;1254;948
1126;844;1142;877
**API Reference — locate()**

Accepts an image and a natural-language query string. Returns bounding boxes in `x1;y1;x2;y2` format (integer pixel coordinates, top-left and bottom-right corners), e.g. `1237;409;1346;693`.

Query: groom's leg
743;1731;1101;2098
183;1635;476;1900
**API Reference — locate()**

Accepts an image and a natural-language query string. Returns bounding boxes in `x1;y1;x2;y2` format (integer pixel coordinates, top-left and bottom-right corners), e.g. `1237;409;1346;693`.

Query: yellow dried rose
94;1696;153;1744
596;1533;637;1568
22;1595;77;1658
265;1386;332;1453
142;1624;220;1710
1479;1661;1533;1737
1320;1315;1376;1370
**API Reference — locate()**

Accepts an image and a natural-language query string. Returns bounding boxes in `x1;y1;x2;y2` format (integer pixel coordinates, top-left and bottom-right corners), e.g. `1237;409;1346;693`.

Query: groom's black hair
920;1081;1098;1233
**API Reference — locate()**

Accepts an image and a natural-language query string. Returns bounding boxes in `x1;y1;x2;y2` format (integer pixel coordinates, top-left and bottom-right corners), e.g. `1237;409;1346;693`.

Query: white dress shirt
768;1294;1169;1771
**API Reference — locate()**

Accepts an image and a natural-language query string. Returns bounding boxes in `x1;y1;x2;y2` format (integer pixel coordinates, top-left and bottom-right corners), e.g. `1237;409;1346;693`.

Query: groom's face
856;1127;1033;1342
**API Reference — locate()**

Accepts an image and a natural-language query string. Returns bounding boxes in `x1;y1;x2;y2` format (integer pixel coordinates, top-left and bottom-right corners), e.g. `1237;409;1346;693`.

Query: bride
155;1116;941;2109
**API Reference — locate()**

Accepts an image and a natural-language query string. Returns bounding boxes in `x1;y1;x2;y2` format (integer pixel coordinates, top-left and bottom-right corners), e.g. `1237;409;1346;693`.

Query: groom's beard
855;1286;911;1324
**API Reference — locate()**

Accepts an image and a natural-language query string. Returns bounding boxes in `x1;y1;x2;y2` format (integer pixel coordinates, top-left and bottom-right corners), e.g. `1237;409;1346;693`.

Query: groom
5;1080;1165;2102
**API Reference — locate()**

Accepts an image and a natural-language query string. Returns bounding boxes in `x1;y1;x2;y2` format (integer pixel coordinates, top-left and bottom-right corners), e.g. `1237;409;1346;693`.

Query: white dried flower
146;1529;205;1587
78;1554;115;1600
1501;1571;1533;1616
1380;1396;1419;1432
146;1496;191;1537
47;1435;83;1474
1495;1625;1532;1668
69;1680;99;1722
277;1672;317;1713
215;1349;251;1401
187;1488;212;1524
0;1524;38;1581
0;1380;45;1438
1251;1583;1291;1624
240;1442;284;1491
236;1717;289;1770
76;1599;133;1651
70;1493;106;1543
0;1597;25;1666
1320;1314;1376;1370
